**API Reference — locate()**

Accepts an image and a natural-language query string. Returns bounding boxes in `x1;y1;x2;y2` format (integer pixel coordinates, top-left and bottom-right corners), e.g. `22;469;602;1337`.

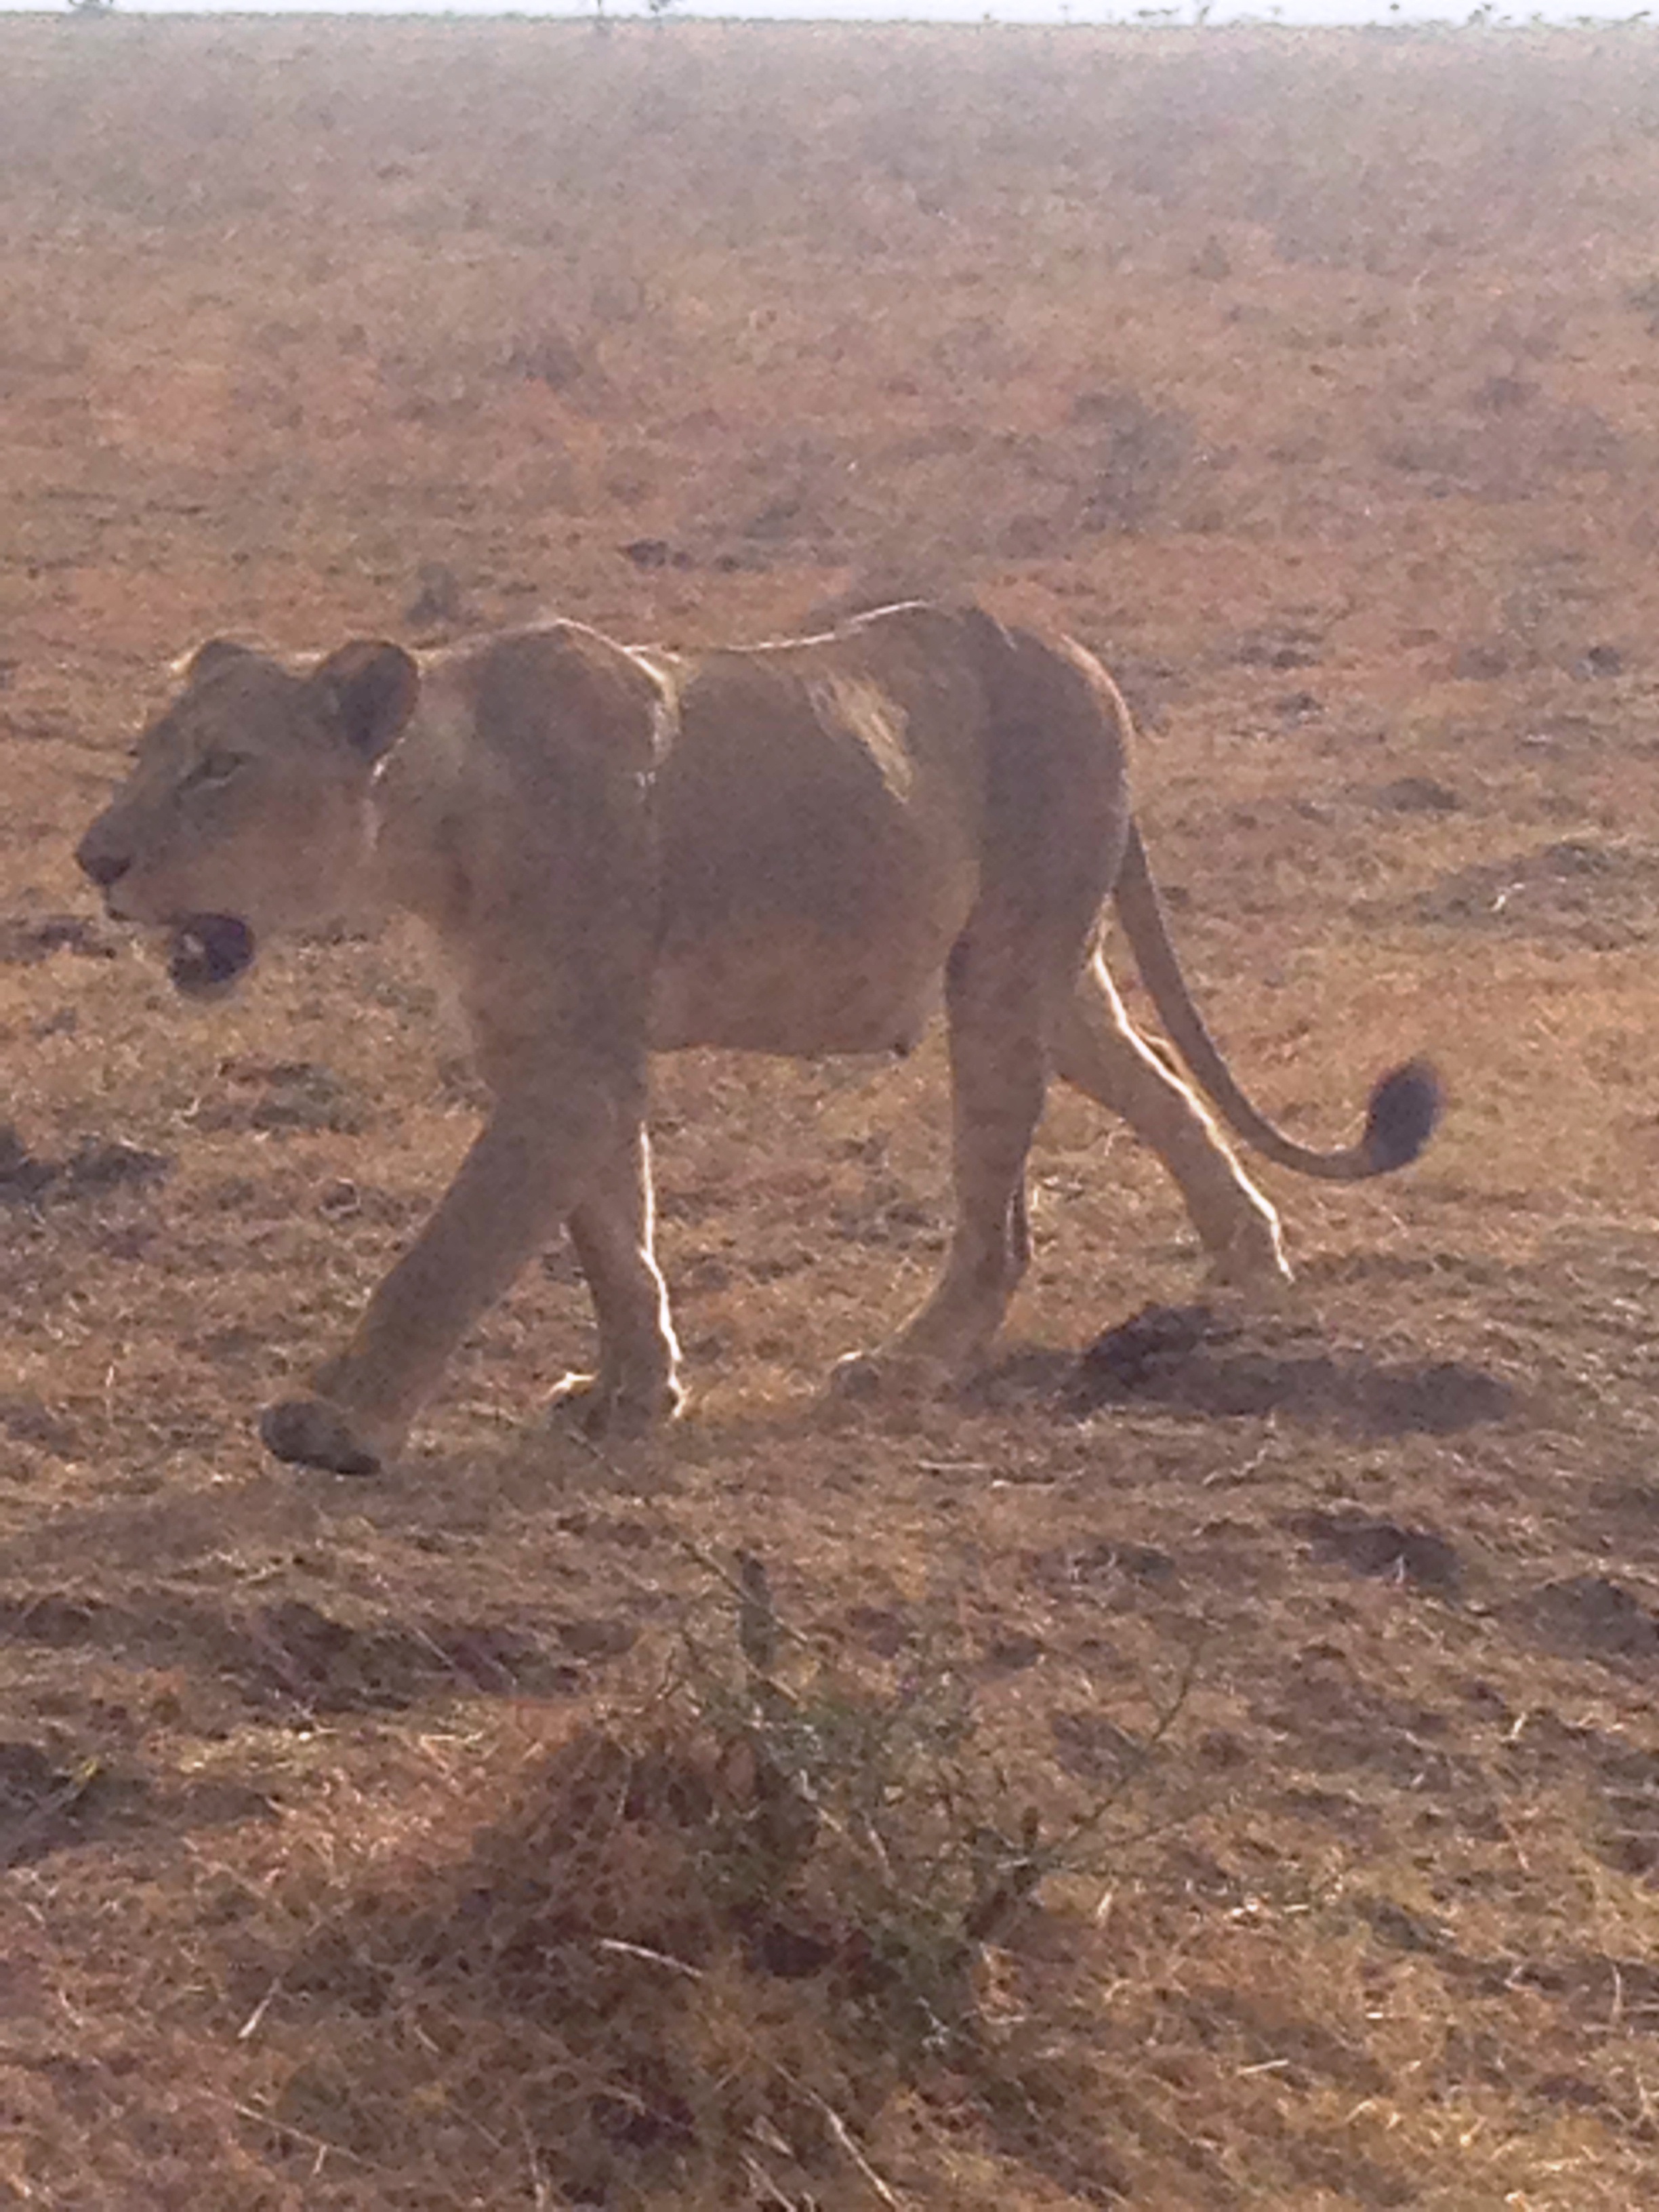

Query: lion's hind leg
1054;949;1290;1290
831;926;1051;1402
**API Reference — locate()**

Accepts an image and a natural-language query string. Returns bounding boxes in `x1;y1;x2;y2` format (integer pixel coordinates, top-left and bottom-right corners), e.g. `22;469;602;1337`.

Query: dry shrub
214;1563;1180;2210
245;1720;865;2207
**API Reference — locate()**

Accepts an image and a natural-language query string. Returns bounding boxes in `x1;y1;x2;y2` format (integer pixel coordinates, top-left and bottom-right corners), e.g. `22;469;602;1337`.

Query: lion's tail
1112;823;1441;1182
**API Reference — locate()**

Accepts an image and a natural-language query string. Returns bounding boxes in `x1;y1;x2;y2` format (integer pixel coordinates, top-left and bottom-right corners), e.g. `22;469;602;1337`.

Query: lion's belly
648;906;962;1057
644;630;987;1056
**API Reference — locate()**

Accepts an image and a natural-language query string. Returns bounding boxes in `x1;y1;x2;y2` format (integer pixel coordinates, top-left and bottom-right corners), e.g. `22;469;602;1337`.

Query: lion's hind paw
546;1368;684;1439
823;1347;956;1406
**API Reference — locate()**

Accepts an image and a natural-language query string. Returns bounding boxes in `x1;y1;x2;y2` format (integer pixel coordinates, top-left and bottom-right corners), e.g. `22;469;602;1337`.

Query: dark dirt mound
1509;1576;1659;1664
0;1126;171;1206
1286;1510;1464;1596
1070;1304;1515;1437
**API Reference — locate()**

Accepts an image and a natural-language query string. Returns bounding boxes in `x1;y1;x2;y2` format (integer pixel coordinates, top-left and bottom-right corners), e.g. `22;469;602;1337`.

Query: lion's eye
188;751;247;789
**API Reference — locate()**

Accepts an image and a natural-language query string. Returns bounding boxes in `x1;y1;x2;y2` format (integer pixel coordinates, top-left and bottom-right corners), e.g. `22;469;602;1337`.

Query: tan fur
76;602;1431;1473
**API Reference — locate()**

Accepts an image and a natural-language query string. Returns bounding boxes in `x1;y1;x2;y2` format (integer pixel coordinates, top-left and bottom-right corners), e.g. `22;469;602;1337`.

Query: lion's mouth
167;914;256;998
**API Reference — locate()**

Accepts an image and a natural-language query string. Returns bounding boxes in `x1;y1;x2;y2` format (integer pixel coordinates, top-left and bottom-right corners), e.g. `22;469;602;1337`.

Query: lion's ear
310;640;420;762
178;638;258;687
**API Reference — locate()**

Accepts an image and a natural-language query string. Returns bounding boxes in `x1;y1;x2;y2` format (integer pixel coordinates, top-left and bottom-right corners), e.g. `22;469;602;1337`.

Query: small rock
1356;1893;1452;1954
1275;691;1324;721
403;562;468;630
846;1605;913;1658
556;1617;638;1662
1289;1511;1462;1595
1191;237;1232;281
983;1630;1046;1673
1451;642;1509;680
1373;776;1461;815
0;1397;79;1454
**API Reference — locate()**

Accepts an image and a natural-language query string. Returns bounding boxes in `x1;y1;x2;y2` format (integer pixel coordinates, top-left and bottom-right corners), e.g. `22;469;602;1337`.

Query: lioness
75;602;1438;1473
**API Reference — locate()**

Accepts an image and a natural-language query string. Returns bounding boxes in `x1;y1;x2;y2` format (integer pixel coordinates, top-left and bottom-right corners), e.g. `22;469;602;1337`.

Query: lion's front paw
259;1395;384;1475
546;1369;685;1439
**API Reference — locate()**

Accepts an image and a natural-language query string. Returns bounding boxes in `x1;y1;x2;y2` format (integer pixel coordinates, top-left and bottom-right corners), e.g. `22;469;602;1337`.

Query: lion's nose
75;834;132;890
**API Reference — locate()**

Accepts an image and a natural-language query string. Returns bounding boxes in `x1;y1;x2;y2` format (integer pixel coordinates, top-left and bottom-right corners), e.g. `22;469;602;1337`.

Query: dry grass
6;16;1659;2207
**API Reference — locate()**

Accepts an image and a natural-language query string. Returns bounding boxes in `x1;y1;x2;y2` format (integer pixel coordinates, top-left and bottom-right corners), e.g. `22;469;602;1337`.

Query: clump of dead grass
205;1556;1187;2210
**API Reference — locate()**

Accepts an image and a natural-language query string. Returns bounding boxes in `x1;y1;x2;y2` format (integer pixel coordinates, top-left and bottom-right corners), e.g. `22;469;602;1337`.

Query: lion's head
75;636;419;998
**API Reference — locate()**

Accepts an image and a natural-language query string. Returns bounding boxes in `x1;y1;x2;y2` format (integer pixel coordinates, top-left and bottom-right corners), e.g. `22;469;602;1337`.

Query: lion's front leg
260;1099;616;1473
548;1124;683;1437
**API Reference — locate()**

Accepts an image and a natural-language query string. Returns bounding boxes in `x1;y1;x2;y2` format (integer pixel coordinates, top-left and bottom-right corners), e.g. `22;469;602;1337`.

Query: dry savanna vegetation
5;16;1659;2207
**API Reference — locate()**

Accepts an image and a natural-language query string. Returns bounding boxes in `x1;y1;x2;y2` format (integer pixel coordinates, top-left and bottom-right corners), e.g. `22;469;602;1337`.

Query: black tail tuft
1361;1058;1443;1174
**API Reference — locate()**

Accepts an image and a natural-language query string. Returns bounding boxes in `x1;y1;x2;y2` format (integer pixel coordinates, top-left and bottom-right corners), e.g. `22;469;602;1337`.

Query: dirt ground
5;17;1659;2208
